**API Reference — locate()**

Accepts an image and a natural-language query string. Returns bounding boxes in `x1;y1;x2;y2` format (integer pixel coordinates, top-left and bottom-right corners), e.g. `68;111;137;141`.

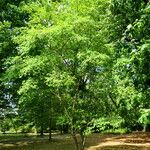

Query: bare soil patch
87;132;150;150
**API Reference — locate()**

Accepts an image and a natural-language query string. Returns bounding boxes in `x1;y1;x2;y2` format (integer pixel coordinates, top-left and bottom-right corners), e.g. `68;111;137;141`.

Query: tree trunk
40;125;44;136
143;124;147;132
49;118;52;141
80;132;86;150
72;133;79;150
71;132;86;150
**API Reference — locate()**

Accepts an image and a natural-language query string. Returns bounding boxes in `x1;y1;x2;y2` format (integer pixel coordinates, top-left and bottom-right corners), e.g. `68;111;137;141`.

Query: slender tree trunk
40;125;44;136
49;117;52;141
143;124;147;132
72;133;79;150
80;132;86;150
40;104;44;136
60;126;63;134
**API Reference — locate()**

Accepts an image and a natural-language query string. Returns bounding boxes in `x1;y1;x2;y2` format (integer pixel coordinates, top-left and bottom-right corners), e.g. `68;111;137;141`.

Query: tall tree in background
0;0;29;120
109;0;150;129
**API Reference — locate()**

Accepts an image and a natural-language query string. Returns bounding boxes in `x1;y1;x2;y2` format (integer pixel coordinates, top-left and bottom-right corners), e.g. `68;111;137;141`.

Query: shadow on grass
0;134;75;150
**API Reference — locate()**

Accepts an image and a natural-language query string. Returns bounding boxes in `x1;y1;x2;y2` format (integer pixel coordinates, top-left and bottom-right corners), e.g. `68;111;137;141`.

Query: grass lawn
0;133;75;150
0;132;150;150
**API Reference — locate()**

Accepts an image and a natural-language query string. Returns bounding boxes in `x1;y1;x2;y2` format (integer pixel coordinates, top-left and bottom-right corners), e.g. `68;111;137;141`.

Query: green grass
1;139;75;150
0;133;32;140
0;133;75;150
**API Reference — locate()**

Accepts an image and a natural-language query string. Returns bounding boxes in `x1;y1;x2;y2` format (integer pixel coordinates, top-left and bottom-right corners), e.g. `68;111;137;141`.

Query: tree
109;0;150;130
4;0;112;149
3;0;58;138
43;0;111;149
0;0;29;125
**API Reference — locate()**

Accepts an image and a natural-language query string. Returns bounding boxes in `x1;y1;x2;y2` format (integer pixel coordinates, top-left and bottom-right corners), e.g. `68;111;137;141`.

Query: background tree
109;0;150;130
0;0;30;127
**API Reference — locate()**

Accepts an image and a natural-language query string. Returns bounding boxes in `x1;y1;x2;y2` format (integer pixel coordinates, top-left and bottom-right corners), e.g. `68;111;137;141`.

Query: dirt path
87;132;150;150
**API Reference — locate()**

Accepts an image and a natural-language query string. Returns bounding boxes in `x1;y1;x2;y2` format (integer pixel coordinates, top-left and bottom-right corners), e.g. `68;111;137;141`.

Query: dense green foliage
0;0;150;149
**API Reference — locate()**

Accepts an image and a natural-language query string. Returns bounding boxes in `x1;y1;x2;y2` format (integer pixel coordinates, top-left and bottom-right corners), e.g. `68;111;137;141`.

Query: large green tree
4;0;112;149
109;0;150;130
0;0;29;121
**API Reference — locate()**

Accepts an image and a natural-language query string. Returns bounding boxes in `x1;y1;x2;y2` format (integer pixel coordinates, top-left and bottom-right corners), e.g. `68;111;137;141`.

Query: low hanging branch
108;92;118;108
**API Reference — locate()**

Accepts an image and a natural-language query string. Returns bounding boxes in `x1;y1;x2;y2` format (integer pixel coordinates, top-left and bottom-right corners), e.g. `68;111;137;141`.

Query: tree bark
80;132;86;150
72;133;79;150
143;124;147;132
49;118;52;141
40;125;44;136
